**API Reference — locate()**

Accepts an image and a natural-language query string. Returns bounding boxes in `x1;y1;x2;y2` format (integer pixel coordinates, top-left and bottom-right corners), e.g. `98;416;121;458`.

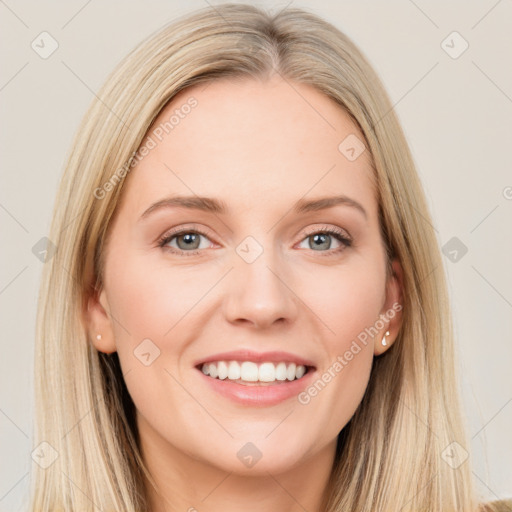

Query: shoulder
478;499;512;512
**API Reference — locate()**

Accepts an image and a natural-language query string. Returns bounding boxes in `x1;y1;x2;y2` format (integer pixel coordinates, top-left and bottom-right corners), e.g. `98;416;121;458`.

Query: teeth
201;360;309;383
228;361;240;380
217;361;228;380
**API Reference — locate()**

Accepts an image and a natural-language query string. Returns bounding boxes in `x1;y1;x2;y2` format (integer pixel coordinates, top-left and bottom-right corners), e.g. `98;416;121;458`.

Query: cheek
103;255;200;437
103;253;218;414
296;260;384;429
326;263;384;372
303;258;385;347
105;253;204;342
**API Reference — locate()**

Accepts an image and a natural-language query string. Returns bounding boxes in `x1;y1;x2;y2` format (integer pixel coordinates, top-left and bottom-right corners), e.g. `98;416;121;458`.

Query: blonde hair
30;3;505;511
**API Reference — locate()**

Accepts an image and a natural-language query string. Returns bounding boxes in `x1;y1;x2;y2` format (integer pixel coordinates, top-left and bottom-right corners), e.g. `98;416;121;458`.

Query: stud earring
96;334;102;341
381;330;390;346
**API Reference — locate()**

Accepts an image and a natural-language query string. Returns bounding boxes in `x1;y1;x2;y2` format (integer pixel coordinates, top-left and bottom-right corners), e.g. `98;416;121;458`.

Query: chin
200;437;313;476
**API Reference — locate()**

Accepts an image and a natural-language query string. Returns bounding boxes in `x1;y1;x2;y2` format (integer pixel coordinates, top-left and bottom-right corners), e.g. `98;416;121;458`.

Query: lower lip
196;367;316;407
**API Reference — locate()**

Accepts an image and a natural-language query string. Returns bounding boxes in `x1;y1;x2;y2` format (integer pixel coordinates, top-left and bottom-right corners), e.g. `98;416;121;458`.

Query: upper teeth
201;361;307;382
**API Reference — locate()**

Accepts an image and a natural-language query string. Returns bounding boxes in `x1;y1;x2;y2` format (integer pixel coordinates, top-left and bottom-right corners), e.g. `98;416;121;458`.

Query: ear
374;258;403;356
85;287;117;354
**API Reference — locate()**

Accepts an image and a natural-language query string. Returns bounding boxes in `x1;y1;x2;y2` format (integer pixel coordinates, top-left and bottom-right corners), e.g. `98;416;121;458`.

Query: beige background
1;0;511;509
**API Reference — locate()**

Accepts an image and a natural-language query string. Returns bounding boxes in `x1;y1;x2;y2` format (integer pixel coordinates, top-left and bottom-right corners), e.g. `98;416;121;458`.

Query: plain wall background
1;0;511;509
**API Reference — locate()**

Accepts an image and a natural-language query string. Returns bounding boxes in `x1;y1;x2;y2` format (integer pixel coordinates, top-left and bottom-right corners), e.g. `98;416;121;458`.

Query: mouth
193;350;318;406
195;358;317;406
195;360;316;386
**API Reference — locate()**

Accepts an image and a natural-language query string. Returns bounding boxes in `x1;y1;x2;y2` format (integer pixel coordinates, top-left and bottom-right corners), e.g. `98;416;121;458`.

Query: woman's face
89;75;402;475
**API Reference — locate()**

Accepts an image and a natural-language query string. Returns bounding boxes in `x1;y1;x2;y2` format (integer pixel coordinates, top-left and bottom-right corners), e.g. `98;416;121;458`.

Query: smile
200;360;309;384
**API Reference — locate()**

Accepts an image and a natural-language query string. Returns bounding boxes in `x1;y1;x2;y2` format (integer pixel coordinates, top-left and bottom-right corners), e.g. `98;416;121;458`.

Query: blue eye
158;225;352;257
298;228;352;254
158;228;212;256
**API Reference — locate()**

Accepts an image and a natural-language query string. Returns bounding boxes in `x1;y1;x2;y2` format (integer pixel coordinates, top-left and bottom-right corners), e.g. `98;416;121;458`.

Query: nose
222;244;299;330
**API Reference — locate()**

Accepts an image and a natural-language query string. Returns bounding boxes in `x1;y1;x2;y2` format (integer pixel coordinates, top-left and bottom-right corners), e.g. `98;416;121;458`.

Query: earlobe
374;258;404;356
86;288;117;354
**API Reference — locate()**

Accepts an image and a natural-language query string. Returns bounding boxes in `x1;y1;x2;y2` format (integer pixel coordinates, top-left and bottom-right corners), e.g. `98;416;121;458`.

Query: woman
30;3;510;511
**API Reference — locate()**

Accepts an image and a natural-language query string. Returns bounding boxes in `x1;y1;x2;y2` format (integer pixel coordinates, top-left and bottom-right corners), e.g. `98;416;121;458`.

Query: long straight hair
30;3;497;511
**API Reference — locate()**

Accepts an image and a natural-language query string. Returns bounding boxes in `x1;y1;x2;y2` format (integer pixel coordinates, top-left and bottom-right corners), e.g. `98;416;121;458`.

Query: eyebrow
139;194;368;220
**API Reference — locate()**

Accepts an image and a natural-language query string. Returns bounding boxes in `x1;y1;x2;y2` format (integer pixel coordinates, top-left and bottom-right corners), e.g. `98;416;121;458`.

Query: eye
297;226;352;256
157;224;353;257
158;226;214;256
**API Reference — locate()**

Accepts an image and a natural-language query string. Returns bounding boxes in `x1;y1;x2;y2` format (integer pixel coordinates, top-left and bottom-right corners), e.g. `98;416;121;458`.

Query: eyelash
157;225;353;258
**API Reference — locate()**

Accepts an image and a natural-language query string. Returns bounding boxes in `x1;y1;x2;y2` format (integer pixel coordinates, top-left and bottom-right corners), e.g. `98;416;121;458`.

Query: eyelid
299;224;352;243
157;223;353;256
157;224;216;248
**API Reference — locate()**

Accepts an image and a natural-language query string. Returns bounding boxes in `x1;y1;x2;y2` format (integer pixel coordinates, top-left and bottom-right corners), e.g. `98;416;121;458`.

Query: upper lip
195;349;316;369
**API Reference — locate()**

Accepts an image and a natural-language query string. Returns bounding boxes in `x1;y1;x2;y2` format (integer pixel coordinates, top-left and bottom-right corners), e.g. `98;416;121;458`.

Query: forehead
120;76;376;219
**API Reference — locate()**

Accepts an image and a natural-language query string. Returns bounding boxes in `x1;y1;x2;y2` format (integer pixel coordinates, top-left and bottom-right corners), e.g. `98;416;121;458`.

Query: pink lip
196;366;317;407
194;349;316;368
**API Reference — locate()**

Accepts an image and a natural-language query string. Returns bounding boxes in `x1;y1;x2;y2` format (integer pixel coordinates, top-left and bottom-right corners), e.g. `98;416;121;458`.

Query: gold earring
381;330;390;346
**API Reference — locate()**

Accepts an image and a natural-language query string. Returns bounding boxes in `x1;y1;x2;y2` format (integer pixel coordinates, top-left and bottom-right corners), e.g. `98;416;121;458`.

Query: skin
87;75;403;512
